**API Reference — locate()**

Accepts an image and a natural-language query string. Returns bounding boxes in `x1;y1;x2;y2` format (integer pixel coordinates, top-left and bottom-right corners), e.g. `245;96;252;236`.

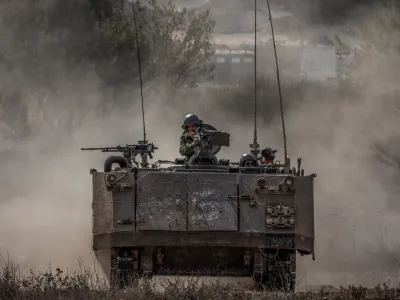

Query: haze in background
1;0;400;288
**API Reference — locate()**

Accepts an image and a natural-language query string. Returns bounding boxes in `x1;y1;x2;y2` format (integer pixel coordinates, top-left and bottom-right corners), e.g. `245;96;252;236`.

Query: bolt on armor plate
266;205;296;228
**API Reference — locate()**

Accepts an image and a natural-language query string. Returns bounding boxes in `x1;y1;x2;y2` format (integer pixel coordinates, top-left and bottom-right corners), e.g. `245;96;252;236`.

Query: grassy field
1;259;400;300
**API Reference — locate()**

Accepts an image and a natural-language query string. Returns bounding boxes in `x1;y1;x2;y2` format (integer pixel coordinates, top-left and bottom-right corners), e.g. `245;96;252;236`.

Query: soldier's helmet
182;114;203;129
261;147;277;161
240;153;258;167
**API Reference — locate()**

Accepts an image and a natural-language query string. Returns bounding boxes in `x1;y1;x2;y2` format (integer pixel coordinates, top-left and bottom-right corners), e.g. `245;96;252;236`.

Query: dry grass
1;257;400;300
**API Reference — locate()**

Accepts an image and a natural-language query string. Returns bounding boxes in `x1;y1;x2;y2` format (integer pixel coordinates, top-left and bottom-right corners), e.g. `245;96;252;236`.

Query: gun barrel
81;143;158;153
81;147;122;152
81;148;105;150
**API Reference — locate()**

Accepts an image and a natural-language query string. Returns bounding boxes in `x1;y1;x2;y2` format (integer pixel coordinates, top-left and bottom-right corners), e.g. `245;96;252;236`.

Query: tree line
0;0;215;140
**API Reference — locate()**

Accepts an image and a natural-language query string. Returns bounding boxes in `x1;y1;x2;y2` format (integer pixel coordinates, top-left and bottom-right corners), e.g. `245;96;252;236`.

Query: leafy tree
144;0;215;87
99;0;216;87
0;0;216;142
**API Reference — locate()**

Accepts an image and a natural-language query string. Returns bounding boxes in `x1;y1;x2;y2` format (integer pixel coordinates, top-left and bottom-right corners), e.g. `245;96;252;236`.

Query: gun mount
196;126;230;148
186;124;230;165
81;141;158;170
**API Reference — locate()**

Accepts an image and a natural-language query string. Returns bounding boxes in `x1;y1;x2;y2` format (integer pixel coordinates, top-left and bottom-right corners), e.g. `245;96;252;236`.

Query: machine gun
196;125;230;147
81;141;158;169
187;125;230;165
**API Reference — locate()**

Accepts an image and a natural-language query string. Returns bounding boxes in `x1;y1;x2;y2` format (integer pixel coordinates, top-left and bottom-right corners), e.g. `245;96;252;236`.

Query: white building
300;44;338;82
209;33;344;85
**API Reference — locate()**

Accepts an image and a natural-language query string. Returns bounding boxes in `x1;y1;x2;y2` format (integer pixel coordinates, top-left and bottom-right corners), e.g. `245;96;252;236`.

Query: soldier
240;153;258;167
260;147;277;164
179;114;203;159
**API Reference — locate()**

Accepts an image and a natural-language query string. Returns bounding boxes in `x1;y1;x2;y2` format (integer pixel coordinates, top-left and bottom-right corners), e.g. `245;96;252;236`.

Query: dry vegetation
2;258;400;300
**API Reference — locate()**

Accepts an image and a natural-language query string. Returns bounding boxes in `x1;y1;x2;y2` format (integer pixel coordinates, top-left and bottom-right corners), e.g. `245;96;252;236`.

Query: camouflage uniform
179;131;201;159
179;114;203;159
179;132;194;157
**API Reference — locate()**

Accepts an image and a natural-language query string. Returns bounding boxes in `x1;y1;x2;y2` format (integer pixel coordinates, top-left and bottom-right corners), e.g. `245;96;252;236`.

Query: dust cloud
207;0;400;287
263;3;400;288
1;0;400;289
0;76;254;273
281;91;400;287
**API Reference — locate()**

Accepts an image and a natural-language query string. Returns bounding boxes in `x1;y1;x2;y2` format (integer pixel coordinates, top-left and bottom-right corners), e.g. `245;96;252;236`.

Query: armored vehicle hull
90;163;315;291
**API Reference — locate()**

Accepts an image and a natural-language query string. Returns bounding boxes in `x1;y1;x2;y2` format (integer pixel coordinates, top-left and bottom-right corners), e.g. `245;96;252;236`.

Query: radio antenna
266;0;288;161
250;0;260;158
131;0;146;143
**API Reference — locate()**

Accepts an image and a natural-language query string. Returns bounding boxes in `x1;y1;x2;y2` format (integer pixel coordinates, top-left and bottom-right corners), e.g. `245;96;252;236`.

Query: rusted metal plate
295;234;314;254
238;174;267;233
113;192;135;232
92;172;113;235
94;231;271;248
294;175;315;242
187;173;237;231
109;171;135;232
238;174;295;234
136;173;187;231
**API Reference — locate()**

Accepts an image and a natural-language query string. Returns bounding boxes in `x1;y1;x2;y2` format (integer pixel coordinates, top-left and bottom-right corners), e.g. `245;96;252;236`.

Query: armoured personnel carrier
82;124;316;292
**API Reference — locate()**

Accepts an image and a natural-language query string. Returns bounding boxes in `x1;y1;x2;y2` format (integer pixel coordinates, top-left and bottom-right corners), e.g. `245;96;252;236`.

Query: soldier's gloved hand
193;135;201;146
189;140;200;149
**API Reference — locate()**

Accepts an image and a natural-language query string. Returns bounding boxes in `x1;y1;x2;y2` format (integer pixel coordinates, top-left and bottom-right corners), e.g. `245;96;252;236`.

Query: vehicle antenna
131;0;152;168
266;0;288;161
131;0;146;144
250;0;260;158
